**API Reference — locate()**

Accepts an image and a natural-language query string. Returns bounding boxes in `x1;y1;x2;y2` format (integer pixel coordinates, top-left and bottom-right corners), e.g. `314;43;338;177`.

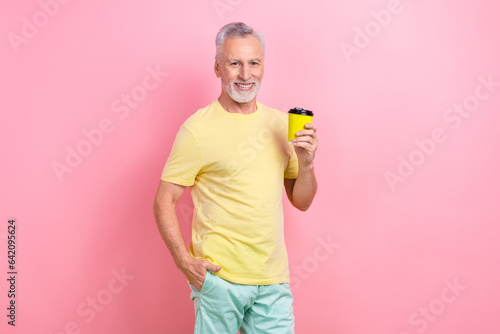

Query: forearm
292;163;317;211
153;190;222;289
153;202;190;269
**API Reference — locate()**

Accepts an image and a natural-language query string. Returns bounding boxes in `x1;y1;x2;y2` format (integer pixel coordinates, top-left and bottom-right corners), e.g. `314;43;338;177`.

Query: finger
304;123;317;131
295;129;316;138
296;134;318;147
293;141;314;150
193;279;203;292
293;135;314;144
203;260;221;272
211;265;222;272
295;139;318;151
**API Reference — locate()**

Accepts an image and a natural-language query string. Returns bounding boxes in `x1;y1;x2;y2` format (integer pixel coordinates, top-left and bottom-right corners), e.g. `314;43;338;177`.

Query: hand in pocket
180;256;221;292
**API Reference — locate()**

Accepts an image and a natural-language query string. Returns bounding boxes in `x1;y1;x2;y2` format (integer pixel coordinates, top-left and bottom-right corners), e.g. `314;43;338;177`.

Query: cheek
222;70;238;83
254;68;264;80
221;75;236;88
223;77;234;86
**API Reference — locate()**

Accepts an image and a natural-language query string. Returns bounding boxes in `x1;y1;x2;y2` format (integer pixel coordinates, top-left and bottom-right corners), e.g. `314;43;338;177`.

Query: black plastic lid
288;107;314;116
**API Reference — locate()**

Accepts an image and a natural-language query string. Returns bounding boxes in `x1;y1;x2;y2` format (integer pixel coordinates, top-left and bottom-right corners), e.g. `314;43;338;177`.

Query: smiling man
153;22;318;333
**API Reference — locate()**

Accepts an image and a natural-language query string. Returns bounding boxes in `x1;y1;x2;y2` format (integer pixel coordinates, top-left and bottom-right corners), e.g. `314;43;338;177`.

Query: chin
231;97;255;103
230;90;259;103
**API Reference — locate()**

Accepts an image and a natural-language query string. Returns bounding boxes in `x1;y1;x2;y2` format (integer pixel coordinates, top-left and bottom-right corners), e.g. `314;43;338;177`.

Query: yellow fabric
161;100;299;285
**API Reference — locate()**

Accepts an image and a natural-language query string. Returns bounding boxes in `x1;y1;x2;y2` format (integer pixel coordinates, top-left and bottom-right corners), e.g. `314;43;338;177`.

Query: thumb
204;261;222;272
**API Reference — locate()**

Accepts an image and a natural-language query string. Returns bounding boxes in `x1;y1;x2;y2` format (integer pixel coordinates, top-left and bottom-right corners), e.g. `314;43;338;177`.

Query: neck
218;92;257;115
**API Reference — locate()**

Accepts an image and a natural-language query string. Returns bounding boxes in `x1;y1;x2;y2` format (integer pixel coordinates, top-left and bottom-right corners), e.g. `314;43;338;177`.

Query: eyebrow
226;58;262;63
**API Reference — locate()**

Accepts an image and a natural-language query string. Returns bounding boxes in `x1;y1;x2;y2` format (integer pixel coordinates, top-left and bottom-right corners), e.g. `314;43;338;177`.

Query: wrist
299;162;314;172
175;253;191;270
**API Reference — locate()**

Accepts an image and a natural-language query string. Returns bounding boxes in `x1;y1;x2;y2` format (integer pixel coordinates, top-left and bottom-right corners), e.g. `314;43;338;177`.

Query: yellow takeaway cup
288;107;314;142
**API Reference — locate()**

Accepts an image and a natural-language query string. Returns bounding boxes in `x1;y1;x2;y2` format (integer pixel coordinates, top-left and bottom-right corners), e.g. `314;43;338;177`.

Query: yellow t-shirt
161;100;298;285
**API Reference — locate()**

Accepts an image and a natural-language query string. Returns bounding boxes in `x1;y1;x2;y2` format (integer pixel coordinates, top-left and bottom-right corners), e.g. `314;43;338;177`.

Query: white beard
224;81;260;103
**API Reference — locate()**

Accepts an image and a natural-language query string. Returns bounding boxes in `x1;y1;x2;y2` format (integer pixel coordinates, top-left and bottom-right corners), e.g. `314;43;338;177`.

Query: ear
214;58;221;78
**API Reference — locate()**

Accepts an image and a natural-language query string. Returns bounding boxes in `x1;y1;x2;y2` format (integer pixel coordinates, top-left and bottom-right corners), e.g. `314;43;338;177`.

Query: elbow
291;192;316;212
153;199;161;223
153;194;168;223
153;192;161;213
294;201;312;212
153;193;176;222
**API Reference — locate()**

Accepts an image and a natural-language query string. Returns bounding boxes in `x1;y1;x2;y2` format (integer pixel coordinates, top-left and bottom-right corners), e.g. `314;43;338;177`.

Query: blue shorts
189;271;295;334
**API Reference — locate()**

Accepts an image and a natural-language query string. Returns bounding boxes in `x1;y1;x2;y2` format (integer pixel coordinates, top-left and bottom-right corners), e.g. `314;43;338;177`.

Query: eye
251;61;260;66
230;62;239;66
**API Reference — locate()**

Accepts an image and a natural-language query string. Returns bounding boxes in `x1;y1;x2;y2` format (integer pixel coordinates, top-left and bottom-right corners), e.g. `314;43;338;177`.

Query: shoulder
257;102;288;130
258;102;287;120
182;101;218;131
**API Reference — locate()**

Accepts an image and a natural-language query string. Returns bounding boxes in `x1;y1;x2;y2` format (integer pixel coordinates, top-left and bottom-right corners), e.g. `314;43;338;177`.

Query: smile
235;83;254;91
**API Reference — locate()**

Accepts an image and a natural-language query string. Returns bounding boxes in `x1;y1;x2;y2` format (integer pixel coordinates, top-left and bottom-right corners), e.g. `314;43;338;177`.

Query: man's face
215;35;264;104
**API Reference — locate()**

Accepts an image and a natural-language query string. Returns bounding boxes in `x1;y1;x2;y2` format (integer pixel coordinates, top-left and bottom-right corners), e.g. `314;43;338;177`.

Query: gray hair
215;22;265;61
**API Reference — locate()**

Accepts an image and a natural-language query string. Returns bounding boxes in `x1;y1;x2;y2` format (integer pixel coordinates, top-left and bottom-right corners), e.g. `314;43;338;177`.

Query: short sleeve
284;144;299;179
161;125;203;186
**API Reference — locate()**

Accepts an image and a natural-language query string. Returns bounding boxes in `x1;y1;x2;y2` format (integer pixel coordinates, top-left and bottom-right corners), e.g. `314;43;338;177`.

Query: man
153;22;318;333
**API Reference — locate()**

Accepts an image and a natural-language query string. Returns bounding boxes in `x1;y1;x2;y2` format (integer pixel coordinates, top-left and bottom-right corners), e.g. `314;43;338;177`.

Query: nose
239;64;251;82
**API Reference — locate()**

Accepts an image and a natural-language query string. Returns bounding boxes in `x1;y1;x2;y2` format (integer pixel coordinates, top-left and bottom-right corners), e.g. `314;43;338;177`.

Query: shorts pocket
189;271;211;294
200;271;212;293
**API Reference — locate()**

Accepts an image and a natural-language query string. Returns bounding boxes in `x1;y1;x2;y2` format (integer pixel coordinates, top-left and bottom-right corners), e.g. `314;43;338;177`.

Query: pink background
2;0;500;333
